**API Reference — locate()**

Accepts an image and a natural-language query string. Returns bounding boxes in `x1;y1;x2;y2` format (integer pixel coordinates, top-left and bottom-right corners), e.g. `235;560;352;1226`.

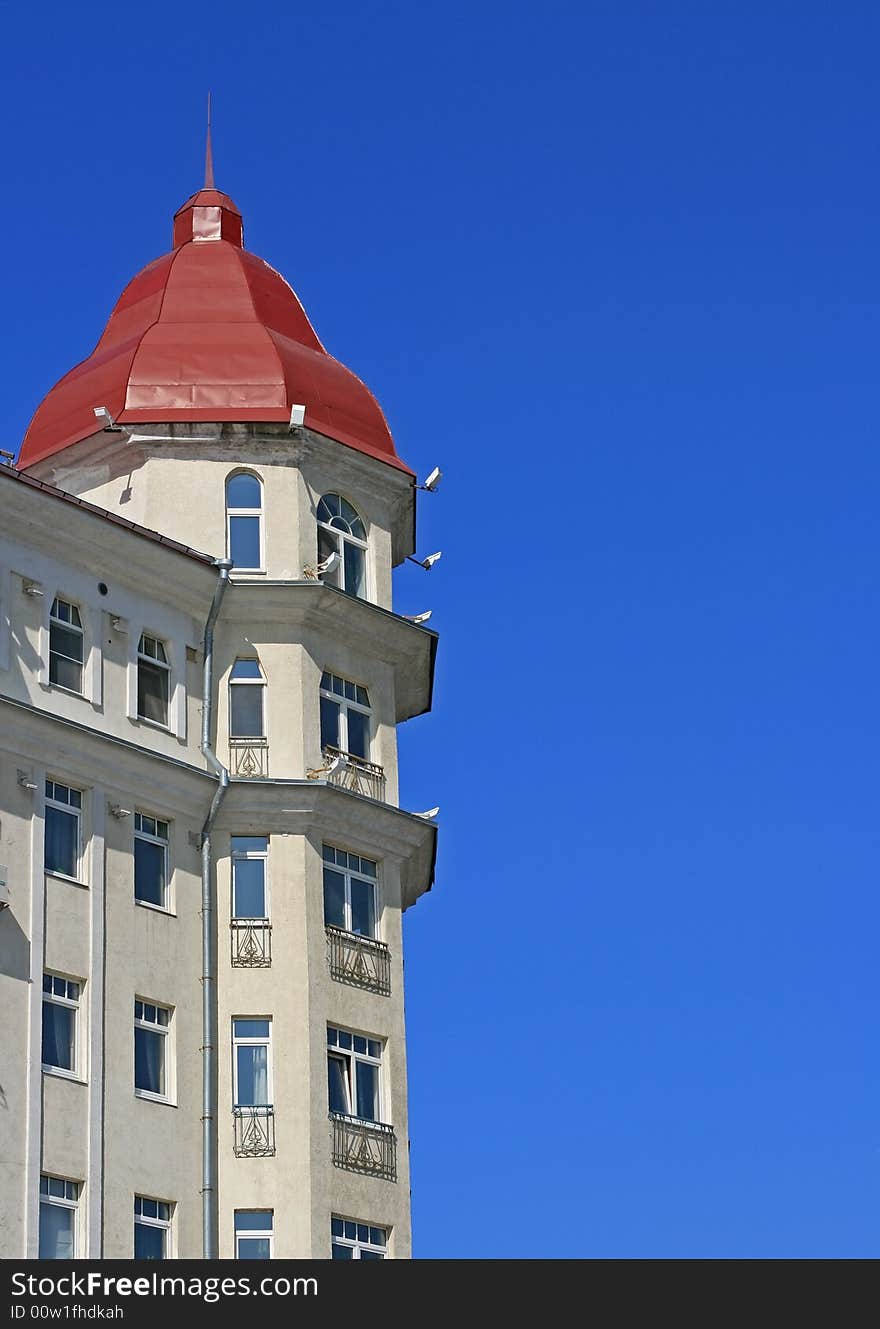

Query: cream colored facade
0;425;437;1259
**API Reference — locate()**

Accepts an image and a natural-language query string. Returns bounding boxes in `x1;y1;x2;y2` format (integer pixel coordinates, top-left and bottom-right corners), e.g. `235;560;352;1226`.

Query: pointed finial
204;92;215;189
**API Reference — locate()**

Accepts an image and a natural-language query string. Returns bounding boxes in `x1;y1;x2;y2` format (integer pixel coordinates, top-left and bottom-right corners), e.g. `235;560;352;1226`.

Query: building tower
0;166;438;1259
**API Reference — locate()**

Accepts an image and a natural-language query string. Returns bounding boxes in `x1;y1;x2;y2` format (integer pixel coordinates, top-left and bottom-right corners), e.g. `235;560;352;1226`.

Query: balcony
326;925;391;996
230;919;272;968
229;738;269;778
330;1113;396;1182
233;1105;275;1157
316;746;386;802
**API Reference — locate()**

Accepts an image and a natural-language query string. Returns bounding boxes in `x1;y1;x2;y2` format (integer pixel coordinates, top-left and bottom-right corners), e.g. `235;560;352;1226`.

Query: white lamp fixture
407;551;442;571
403;610;432;625
289;403;306;431
93;405;122;432
413;806;440;820
17;771;37;791
417;466;442;492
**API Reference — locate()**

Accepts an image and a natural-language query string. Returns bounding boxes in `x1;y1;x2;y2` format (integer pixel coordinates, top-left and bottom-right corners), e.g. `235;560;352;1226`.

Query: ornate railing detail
230;919;272;967
326;926;391;996
308;747;386;802
233;1106;275;1157
330;1113;396;1182
229;738;269;777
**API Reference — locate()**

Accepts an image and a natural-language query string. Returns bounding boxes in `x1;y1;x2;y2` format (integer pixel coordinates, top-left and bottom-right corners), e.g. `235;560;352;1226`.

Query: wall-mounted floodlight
289;404;306;432
407;551;442;571
23;581;44;597
413;806;440;820
17;771;37;791
93;405;122;432
417;466;442;492
111;616;128;633
403;610;432;625
109;804;132;819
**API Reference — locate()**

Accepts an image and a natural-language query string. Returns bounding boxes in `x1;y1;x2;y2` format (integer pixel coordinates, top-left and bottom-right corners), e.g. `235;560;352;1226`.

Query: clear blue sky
3;2;878;1258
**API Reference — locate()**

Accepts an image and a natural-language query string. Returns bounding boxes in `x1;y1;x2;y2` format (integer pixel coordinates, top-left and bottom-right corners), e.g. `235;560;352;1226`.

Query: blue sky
3;2;878;1257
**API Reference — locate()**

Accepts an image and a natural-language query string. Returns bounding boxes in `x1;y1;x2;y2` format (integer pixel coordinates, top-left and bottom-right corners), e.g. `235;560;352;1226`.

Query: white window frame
134;998;173;1103
326;1025;384;1123
232;1018;273;1108
39;1175;80;1260
42;972;83;1080
44;779;83;882
234;1210;274;1259
316;493;369;599
134;812;171;912
226;471;265;573
48;596;84;695
134;1195;173;1259
231;836;269;921
136;632;171;729
229;658;267;739
319;672;372;758
331;1216;388;1260
322;844;379;939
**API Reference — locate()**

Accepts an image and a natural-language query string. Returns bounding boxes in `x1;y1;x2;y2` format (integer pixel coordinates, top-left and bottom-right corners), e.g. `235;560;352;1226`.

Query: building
0;165;438;1260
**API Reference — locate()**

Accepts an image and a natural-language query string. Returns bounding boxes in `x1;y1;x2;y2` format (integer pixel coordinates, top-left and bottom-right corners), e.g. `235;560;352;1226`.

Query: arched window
229;659;266;738
316;494;367;599
226;472;264;571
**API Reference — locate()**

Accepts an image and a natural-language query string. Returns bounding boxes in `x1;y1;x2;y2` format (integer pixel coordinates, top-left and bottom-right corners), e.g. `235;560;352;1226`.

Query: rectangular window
229;659;265;737
233;1019;272;1107
234;1210;273;1259
327;1026;383;1123
134;999;171;1100
44;779;82;879
137;633;170;726
39;1175;79;1260
42;973;81;1075
322;844;378;938
319;672;371;759
331;1217;387;1260
134;813;169;909
49;597;84;693
134;1196;172;1259
231;837;268;919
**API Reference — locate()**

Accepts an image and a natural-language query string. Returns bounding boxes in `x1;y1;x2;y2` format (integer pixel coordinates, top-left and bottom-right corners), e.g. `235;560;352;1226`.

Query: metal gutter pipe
199;558;232;1259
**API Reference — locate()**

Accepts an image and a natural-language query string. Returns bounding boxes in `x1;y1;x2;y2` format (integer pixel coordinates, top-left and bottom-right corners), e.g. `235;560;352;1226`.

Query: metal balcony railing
233;1105;275;1157
230;918;272;967
229;738;269;777
326;925;391;996
330;1112;396;1182
321;747;386;801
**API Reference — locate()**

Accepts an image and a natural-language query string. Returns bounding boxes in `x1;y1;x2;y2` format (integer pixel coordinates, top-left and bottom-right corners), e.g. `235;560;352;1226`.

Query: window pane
369;1227;386;1246
50;653;84;691
327;1055;349;1115
229;515;261;569
45;806;77;877
231;659;263;680
233;1019;270;1039
50;622;83;664
134;1222;165;1260
320;697;340;750
322;868;346;929
356;1061;379;1122
232;836;268;853
346;708;369;759
134;837;166;907
138;661;169;725
227;474;262;509
360;1250;384;1260
233;859;266;918
237;1237;271;1259
237;1211;273;1232
350;878;376;938
39;1202;74;1259
332;1242;353;1259
236;1044;269;1106
42;1002;74;1071
343;542;365;598
230;684;264;737
135;1027;164;1095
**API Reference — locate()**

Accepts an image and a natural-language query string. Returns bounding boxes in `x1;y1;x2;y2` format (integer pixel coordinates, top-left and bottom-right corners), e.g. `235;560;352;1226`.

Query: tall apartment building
0;172;438;1260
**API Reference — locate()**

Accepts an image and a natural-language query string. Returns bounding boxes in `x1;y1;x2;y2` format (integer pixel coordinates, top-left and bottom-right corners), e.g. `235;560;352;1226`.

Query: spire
204;91;215;189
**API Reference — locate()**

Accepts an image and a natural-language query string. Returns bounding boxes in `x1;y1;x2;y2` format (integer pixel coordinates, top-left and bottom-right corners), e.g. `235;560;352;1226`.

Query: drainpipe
199;558;232;1259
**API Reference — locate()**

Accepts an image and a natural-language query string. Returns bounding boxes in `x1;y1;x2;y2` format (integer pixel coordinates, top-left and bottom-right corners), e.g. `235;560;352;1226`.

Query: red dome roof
19;187;411;474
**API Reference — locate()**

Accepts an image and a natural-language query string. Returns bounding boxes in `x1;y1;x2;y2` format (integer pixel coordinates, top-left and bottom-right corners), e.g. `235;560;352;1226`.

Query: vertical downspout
200;558;232;1259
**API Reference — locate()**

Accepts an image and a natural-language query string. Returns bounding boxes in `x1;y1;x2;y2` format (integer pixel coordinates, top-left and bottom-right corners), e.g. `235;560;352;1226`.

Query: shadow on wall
0;910;31;983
